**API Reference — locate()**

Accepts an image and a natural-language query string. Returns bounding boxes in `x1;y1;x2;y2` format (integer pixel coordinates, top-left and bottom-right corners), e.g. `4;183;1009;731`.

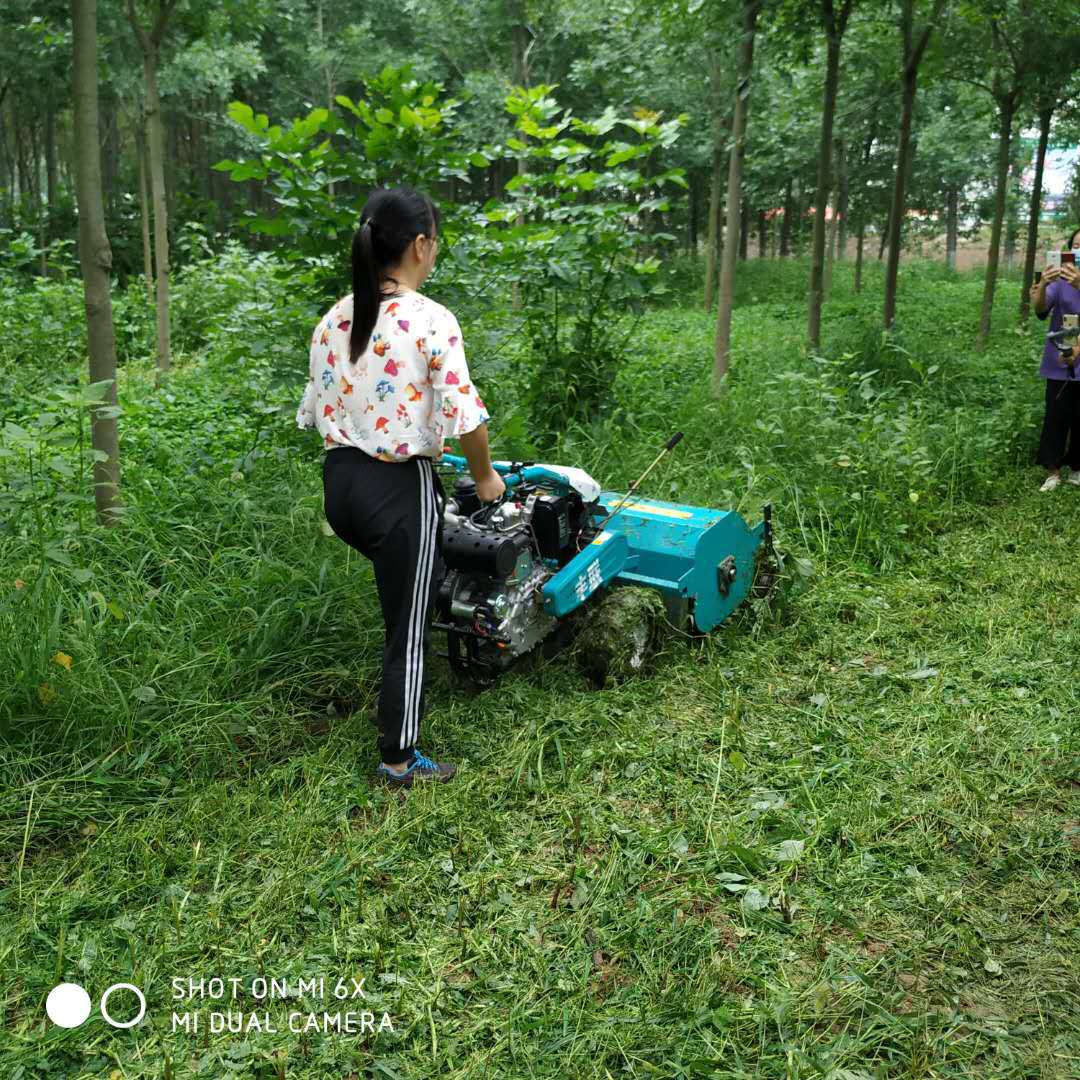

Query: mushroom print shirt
296;290;491;461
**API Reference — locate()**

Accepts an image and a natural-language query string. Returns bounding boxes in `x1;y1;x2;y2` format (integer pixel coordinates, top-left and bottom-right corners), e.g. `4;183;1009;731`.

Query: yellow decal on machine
606;499;693;520
590;531;612;544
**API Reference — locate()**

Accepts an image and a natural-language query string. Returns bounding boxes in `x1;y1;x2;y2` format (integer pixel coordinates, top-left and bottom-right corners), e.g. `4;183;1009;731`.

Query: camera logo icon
46;982;146;1029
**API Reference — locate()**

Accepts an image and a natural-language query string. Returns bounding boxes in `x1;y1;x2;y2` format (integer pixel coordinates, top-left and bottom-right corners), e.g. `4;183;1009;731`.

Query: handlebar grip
665;432;684;452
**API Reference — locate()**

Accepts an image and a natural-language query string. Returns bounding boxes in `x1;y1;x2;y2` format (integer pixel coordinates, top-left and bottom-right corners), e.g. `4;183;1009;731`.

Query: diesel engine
433;472;600;681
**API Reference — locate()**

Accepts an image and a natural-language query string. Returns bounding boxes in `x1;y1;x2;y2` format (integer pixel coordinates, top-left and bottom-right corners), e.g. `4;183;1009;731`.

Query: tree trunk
510;0;530;314
854;215;866;292
808;8;846;350
71;0;122;524
738;198;749;260
144;54;170;371
713;0;758;387
835;137;848;259
978;94;1016;350
758;208;767;258
136;118;153;298
687;169;697;255
128;0;175;373
44;103;57;238
704;57;725;311
945;187;958;272
779;178;792;256
884;71;918;327
1020;105;1052;319
883;0;940;327
825;198;839;296
1004;142;1022;273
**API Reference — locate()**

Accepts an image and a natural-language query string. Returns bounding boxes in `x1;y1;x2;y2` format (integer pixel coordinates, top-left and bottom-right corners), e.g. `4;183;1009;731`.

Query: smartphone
1063;252;1077;266
1035;271;1042;284
1047;250;1062;269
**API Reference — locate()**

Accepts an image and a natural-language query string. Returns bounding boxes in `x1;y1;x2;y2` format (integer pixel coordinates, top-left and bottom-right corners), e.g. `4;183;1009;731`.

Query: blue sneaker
375;749;457;788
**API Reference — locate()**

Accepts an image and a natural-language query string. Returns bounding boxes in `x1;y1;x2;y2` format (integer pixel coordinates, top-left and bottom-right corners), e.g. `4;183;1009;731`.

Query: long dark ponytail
349;185;440;364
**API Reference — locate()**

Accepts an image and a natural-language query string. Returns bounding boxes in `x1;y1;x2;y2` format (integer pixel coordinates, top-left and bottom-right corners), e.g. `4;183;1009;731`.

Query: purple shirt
1036;279;1080;379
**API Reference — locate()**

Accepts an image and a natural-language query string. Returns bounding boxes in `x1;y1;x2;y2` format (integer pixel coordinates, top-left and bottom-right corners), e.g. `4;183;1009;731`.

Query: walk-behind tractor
432;434;780;686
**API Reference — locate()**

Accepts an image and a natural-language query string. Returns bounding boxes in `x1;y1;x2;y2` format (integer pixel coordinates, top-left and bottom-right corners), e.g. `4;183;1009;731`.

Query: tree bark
758;208;767;258
835;137;848;259
144;54;170;371
509;0;531;313
978;93;1017;350
825;196;839;296
738;198;749;260
136;117;153;298
713;0;759;387
945;187;958;271
883;0;941;327
779;178;792;256
1020;105;1052;319
71;0;122;524
127;0;175;374
1004;141;1022;273
854;215;866;292
704;57;725;311
44;104;57;238
882;71;916;326
687;169;697;255
808;0;851;351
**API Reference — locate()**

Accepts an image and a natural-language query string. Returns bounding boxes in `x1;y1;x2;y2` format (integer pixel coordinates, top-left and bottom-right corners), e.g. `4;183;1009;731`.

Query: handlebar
438;453;573;494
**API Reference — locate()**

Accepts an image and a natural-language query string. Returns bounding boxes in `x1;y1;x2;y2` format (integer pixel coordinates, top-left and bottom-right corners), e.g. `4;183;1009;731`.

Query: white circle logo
46;983;92;1028
99;983;147;1029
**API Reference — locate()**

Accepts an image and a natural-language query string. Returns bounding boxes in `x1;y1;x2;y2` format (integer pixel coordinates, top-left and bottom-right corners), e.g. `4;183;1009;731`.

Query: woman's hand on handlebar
475;470;507;504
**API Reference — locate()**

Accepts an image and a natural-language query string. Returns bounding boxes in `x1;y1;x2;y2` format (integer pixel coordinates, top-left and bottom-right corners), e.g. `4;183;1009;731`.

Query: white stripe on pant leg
403;460;437;749
400;460;431;750
407;461;438;746
402;461;431;749
407;462;438;747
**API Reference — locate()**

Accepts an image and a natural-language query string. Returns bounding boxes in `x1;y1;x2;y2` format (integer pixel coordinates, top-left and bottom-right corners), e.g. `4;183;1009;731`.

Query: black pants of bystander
1036;377;1080;471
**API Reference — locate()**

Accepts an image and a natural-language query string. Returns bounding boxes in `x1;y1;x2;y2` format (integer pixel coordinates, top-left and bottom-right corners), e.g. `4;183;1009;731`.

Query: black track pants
322;448;446;764
1037;377;1080;471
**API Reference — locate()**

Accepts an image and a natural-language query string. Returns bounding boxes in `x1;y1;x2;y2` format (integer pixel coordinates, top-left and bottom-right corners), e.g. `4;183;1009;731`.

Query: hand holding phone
1061;263;1080;289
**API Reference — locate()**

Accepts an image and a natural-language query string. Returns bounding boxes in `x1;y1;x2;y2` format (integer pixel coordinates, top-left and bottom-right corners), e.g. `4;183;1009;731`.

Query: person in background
1031;226;1080;492
296;185;505;787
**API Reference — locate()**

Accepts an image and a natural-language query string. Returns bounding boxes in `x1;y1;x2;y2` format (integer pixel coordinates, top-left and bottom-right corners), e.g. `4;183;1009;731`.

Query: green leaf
226;101;258;133
44;544;73;567
605;144;646;167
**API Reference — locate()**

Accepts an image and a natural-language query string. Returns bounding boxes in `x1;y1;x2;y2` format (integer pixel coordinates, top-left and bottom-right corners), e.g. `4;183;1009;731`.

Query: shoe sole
373;768;457;789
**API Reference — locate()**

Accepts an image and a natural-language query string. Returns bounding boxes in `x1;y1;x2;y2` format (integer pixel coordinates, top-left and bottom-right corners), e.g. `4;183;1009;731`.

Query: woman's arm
1033;264;1063;318
458;424;505;503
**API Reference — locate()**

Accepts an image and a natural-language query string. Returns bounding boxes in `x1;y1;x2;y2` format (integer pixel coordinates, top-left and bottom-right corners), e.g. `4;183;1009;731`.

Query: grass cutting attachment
432;433;778;684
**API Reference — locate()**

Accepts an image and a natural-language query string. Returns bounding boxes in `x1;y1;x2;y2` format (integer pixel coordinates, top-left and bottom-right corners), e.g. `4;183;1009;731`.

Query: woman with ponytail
296;185;504;787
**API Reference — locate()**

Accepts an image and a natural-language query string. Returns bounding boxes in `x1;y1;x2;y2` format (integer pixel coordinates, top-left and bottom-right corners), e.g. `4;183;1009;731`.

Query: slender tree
977;35;1025;346
882;0;946;329
713;0;760;387
704;57;726;311
807;0;854;350
126;0;177;375
71;0;122;523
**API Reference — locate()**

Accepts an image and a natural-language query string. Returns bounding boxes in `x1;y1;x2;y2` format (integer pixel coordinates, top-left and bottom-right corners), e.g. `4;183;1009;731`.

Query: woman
1032;227;1080;491
296;186;505;787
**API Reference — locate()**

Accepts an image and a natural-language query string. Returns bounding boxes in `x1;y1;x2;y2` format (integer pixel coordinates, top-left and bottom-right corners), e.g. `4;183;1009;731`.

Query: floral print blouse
296;290;490;461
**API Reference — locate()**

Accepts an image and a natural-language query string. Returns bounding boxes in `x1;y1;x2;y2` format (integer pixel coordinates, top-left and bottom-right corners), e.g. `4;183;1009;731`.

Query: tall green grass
2;252;1075;1079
